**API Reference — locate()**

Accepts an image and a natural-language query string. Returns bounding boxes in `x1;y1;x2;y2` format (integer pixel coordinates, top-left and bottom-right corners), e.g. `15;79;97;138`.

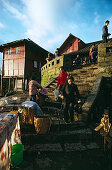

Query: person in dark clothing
61;76;81;123
102;20;111;43
75;55;81;65
91;44;97;64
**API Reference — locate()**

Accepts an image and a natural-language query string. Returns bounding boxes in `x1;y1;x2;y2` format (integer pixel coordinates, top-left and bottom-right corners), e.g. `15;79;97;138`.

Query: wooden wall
3;45;25;77
60;38;85;55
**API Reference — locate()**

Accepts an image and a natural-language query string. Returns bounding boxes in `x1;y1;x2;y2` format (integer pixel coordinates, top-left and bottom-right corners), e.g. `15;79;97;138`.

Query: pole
1;71;3;96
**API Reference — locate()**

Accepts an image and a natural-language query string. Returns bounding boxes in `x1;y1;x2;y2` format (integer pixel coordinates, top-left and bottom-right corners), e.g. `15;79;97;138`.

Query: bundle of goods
18;101;43;125
34;115;52;134
5;97;20;104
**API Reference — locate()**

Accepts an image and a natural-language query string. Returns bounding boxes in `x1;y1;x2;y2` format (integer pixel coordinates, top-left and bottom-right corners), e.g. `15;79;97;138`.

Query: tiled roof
0;38;50;55
64;38;112;56
59;33;85;50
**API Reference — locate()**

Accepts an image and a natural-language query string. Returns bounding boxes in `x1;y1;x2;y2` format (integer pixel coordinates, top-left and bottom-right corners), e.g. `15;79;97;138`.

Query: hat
102;109;109;117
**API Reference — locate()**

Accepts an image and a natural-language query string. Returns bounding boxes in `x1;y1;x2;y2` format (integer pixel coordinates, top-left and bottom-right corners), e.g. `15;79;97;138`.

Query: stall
0;113;21;169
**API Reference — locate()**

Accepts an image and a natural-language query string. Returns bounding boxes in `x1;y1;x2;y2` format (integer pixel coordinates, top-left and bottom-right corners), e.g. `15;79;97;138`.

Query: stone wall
82;42;112;122
82;76;112;123
41;56;64;86
82;76;102;122
98;42;112;74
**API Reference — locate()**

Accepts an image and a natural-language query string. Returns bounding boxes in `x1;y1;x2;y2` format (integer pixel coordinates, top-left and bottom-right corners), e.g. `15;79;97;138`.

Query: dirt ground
10;147;112;170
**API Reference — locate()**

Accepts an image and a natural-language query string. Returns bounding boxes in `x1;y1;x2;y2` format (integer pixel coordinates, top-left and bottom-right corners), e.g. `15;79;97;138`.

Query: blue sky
0;0;112;68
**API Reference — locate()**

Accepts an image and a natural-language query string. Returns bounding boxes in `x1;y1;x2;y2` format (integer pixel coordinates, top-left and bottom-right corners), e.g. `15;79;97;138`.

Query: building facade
58;33;86;55
0;39;49;95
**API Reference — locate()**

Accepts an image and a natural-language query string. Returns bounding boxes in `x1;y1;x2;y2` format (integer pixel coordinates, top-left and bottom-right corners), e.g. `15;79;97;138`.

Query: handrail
41;55;63;71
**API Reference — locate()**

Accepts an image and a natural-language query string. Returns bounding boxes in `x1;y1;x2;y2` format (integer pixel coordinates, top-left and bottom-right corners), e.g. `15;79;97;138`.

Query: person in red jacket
56;66;68;94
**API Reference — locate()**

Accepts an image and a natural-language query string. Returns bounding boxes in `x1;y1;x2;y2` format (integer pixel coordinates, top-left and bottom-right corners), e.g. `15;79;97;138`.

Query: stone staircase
20;122;106;170
45;64;99;102
41;64;99;122
10;64;109;170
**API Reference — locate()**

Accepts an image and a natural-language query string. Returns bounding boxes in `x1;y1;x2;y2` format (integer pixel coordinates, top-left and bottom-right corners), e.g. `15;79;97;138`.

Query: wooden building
58;33;112;66
58;33;86;55
0;39;49;95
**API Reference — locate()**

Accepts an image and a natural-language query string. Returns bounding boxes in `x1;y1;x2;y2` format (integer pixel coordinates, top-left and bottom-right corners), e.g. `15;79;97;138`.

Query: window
46;65;47;68
16;47;20;54
106;47;112;53
52;61;54;66
8;48;11;55
49;64;50;67
34;61;37;68
56;60;60;64
39;62;41;72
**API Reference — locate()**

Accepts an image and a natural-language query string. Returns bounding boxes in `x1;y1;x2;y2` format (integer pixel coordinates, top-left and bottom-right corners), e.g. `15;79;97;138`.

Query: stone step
44;100;62;108
47;92;54;96
49;84;57;88
24;142;101;153
42;106;61;115
45;96;56;102
46;88;56;92
21;125;103;148
75;83;90;86
41;107;85;122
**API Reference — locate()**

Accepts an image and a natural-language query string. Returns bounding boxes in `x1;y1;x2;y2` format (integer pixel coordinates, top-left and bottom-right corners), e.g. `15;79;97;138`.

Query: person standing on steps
102;20;111;43
56;66;68;94
61;76;81;123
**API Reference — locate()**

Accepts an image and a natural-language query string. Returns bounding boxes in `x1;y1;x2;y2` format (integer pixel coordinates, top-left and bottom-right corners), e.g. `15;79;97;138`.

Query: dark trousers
59;85;64;95
30;95;36;102
63;101;74;122
102;35;108;43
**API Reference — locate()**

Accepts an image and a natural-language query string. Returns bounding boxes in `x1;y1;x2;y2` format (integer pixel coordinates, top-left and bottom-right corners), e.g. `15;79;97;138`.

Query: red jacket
57;71;68;86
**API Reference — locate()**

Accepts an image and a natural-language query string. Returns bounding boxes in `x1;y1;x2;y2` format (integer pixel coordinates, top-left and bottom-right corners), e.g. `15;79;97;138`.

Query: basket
34;115;52;134
20;108;36;125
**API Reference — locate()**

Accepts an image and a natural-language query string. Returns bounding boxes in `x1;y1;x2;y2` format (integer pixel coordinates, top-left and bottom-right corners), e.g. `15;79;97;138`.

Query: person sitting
28;75;42;102
75;55;81;65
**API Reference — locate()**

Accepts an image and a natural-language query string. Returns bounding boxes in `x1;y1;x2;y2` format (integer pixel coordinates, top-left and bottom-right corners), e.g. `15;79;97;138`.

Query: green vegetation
41;71;57;86
106;66;112;75
5;91;16;97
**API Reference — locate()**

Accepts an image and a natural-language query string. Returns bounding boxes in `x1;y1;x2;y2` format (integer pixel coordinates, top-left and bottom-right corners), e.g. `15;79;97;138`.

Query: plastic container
10;144;24;166
10;110;18;114
53;89;59;100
